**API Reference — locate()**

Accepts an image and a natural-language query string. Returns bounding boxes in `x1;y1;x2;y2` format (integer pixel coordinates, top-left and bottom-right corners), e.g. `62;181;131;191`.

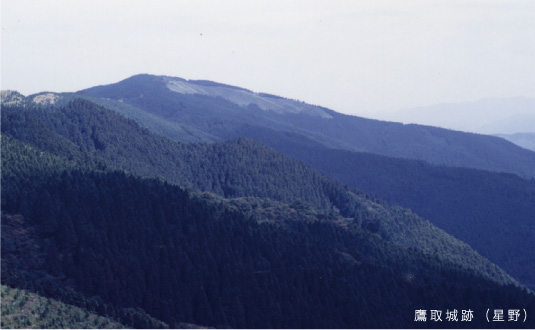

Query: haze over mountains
369;97;535;151
379;97;535;134
2;74;535;328
495;132;535;152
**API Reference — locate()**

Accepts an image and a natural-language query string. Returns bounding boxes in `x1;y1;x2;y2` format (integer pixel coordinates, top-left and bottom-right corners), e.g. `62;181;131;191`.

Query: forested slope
2;134;534;328
0;100;517;286
226;124;535;290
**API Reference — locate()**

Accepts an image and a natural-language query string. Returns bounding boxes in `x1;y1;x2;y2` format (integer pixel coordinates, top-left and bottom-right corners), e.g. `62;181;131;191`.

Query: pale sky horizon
2;0;535;117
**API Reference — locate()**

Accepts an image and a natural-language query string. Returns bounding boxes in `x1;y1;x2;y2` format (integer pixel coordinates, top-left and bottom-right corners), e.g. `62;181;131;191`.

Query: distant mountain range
495;132;535;151
371;97;535;151
375;97;535;134
2;75;535;328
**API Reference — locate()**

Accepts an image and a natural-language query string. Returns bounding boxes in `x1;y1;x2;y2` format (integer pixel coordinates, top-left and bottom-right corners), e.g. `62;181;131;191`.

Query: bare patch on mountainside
33;93;61;105
165;77;333;118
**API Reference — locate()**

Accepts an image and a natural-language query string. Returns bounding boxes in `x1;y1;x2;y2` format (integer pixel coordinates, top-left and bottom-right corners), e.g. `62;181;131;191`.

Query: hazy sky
2;0;535;116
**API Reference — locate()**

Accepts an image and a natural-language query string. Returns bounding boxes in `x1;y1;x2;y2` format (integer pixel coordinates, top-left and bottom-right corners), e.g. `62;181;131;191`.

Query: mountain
3;78;535;328
0;90;26;107
377;97;535;134
4;78;535;290
1;100;515;286
74;74;535;179
495;132;535;151
46;74;535;289
3;127;534;328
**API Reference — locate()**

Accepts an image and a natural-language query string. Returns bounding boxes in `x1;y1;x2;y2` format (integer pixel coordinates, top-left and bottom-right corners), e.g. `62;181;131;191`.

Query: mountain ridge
5;74;535;178
71;74;535;179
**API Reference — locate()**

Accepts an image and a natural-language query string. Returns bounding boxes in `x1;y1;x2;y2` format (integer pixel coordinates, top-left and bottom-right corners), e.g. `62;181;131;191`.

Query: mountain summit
78;74;535;179
164;76;333;118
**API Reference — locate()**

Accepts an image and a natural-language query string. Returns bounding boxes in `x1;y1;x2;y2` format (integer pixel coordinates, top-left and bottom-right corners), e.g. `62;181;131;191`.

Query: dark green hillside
1;100;340;210
277;110;535;177
1;101;517;286
301;147;535;289
229;125;535;291
2;138;535;328
77;74;535;179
